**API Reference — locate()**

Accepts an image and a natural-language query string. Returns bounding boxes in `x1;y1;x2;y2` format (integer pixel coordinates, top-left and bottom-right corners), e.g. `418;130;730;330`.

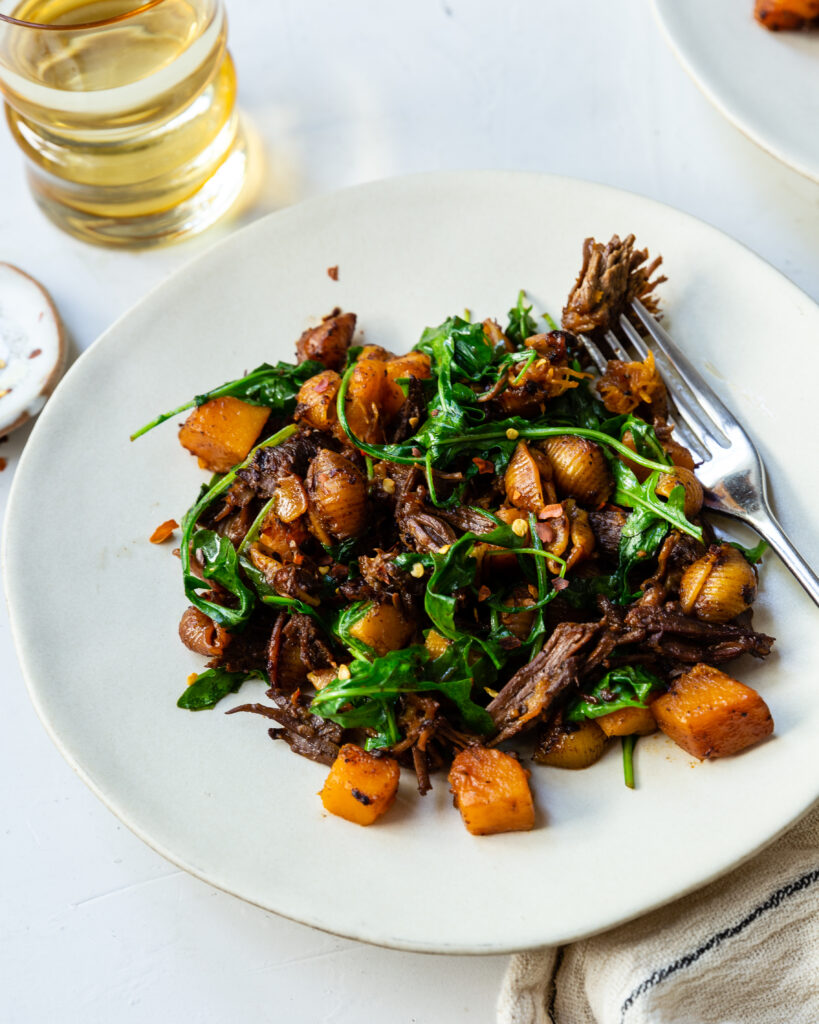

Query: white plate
5;172;819;954
653;0;819;183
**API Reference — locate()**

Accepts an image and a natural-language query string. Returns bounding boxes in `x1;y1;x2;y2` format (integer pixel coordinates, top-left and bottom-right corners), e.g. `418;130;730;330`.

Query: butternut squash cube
651;664;773;760
533;719;608;770
597;706;657;738
320;744;400;826
381;352;431;420
448;747;535;835
179;396;270;473
348;601;416;657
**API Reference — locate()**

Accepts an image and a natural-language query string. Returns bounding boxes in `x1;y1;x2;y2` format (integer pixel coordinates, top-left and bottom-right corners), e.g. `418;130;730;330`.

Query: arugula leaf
310;645;494;745
612;462;701;540
333;601;378;661
622;735;637;790
424;640;497;732
729;539;768;564
131;361;322;440
185;529;256;629
566;665;663;721
505;290;539;347
322;536;359;564
178;667;265;710
177;424;297;629
613;506;672;602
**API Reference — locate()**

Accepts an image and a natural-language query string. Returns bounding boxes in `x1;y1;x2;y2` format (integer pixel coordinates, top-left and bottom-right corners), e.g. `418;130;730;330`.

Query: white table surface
1;2;817;1022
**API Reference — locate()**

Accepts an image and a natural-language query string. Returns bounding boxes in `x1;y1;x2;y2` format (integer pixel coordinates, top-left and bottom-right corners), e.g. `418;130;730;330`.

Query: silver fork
578;297;819;608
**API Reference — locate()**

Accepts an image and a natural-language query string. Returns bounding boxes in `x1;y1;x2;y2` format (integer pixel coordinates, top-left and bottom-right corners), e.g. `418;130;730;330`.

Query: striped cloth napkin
497;804;819;1024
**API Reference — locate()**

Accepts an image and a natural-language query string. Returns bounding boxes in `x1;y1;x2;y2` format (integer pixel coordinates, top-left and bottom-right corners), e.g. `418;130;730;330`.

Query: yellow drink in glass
0;0;249;246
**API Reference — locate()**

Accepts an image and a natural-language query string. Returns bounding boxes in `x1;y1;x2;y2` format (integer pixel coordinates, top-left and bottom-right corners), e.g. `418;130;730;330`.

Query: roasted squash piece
348;601;416;657
320;744;400;826
533;719;608;770
381;352;432;420
596;706;657;738
652;664;773;760
294;369;341;433
344;358;388;445
178;396;270;473
448;747;535;835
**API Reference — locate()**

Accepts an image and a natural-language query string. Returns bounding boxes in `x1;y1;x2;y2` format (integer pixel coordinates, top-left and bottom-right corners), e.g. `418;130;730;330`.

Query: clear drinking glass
0;0;249;247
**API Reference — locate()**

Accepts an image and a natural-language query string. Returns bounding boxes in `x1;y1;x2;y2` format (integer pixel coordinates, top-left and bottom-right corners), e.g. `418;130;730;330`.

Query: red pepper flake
327;265;339;281
538;504;564;520
552;577;569;591
149;518;179;544
472;457;494;475
477;585;491;602
314;376;330;394
536;522;555;544
0;458;6;472
411;447;422;457
28;348;42;359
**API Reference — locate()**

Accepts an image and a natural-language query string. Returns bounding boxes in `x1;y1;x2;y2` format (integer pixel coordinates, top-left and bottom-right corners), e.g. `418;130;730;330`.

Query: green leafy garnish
566;665;663;721
729;539;768;564
309;645;494;748
505;290;539;346
131;360;322;440
178;668;265;710
333;601;378;662
622;735;637;790
567;666;661;790
179;424;297;628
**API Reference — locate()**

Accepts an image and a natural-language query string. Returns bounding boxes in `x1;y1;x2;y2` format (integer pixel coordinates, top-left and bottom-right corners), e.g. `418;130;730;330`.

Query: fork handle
748;508;819;609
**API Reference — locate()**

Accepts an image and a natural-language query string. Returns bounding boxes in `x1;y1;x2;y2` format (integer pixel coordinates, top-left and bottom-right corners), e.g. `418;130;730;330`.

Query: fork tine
577;334;608;373
616;316;712;461
631;300;738;447
603;329;629;362
581;329;710;463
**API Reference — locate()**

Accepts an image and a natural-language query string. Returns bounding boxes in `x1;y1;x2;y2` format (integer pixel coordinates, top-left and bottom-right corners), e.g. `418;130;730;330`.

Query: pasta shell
504;441;546;512
655;466;704;518
306;449;369;540
541;435;613;507
679;544;757;623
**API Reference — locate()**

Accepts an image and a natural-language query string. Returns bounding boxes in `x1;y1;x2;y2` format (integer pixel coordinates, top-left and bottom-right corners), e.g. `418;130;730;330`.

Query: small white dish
5;172;819;953
653;0;819;183
0;263;66;435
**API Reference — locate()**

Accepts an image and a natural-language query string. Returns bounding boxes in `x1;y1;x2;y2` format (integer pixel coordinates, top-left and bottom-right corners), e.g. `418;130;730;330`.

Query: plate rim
651;0;819;185
5;169;819;954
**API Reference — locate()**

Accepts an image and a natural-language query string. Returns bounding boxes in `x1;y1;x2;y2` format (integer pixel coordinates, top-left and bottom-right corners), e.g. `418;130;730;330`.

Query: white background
1;2;817;1022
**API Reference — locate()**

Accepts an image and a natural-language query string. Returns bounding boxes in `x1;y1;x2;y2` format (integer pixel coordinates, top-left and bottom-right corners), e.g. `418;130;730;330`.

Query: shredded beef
236;431;319;497
279;612;335;673
389;376;428;444
395;487;458;553
436;506;497;535
272;564;323;604
623;602;774;663
228;693;342;765
562;234;666;337
487;621;600;743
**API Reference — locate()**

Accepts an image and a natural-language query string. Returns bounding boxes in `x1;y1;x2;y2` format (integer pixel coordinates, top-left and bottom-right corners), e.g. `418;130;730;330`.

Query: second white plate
653;0;819;183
